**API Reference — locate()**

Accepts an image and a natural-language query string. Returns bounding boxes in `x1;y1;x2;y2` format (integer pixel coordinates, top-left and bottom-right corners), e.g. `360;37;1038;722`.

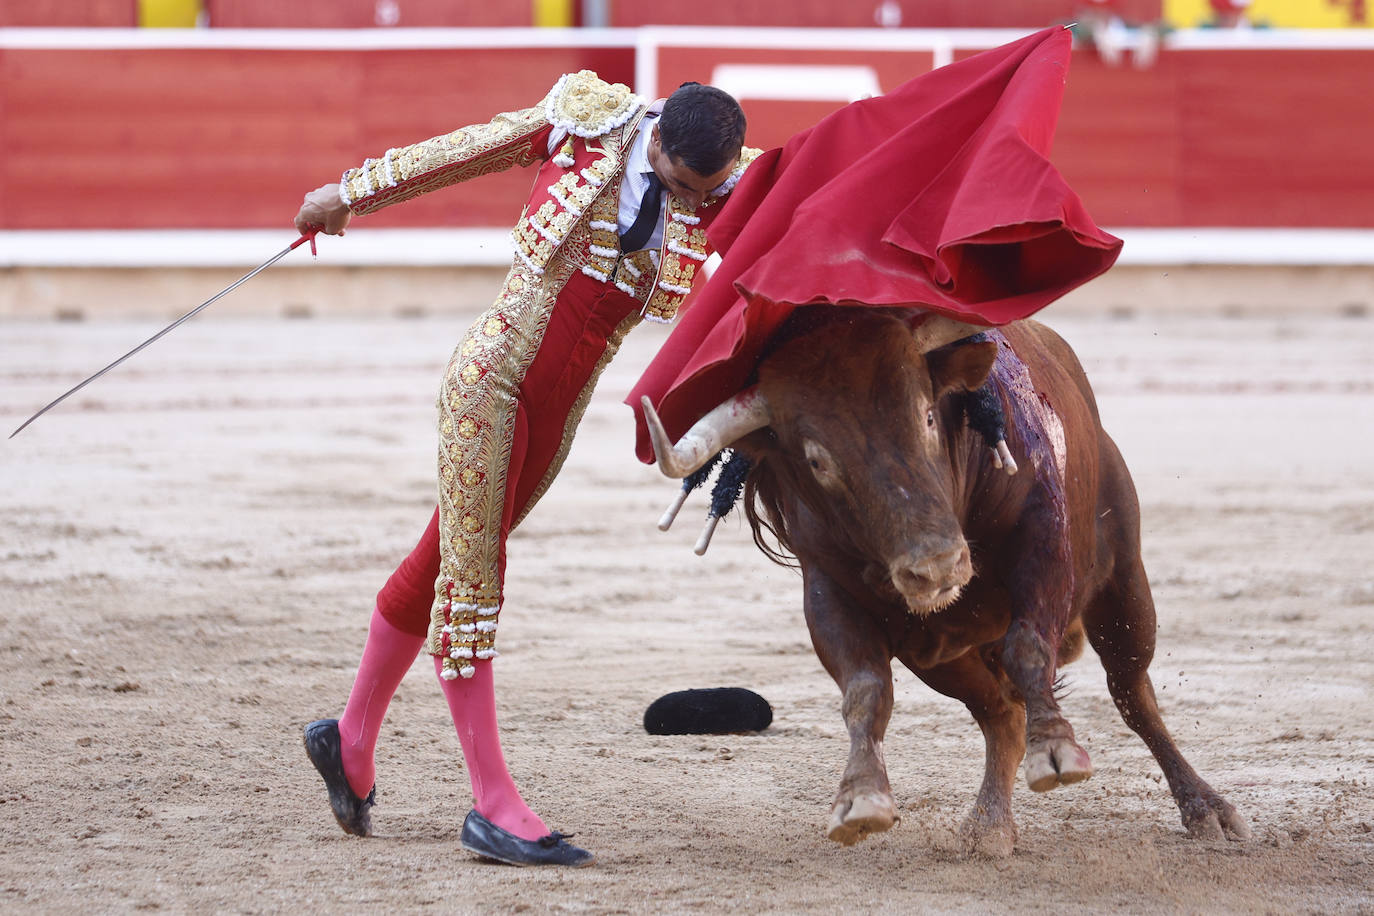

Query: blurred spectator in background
874;0;903;27
1205;0;1263;28
1071;0;1162;69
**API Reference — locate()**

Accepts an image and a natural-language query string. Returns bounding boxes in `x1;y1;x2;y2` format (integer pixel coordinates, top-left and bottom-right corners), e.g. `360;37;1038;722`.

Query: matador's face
648;125;737;210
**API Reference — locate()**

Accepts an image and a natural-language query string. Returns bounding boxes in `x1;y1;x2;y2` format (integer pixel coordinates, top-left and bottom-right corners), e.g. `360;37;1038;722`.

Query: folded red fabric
629;26;1121;463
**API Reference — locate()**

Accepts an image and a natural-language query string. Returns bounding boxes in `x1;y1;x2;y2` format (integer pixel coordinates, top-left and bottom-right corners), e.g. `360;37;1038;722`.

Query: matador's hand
295;183;352;236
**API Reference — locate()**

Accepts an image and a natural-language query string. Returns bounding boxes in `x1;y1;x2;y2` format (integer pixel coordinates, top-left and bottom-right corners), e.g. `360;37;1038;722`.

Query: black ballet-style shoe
459;809;595;867
303;718;375;837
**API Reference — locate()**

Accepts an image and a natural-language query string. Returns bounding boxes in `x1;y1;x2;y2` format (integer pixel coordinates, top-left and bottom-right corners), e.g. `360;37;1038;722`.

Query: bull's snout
889;541;972;615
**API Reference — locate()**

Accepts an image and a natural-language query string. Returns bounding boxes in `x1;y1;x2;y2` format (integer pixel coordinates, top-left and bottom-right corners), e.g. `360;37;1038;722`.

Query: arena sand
2;306;1371;913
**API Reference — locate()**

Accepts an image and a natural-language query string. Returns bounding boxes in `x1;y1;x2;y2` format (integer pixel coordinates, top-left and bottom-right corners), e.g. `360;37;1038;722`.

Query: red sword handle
291;226;321;257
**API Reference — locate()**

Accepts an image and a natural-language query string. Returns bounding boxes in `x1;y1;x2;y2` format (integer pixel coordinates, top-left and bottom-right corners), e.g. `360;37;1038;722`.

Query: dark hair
658;82;746;177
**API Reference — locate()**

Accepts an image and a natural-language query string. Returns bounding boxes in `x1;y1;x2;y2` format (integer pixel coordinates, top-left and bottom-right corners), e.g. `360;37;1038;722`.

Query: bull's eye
926;408;936;429
802;439;840;490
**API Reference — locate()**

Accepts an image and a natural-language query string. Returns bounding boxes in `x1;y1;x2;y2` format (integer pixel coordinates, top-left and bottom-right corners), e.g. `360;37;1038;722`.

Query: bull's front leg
913;648;1026;858
802;566;899;846
997;491;1093;792
999;619;1092;791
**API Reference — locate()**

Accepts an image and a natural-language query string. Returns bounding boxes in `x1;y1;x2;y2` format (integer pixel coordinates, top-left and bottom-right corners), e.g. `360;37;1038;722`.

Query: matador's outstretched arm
339;101;555;217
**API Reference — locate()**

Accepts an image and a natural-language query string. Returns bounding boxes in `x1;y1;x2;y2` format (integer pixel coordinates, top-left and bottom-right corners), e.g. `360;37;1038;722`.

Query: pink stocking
337;606;426;799
434;657;548;841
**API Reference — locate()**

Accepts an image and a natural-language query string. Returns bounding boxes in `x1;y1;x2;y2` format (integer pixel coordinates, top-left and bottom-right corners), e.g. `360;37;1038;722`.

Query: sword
9;230;319;439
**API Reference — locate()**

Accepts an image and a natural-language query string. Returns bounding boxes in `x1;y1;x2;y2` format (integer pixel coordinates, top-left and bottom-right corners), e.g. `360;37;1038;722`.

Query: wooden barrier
1;28;1370;235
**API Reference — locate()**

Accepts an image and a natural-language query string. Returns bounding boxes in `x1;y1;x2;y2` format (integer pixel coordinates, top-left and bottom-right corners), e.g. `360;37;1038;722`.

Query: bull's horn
640;389;771;479
911;314;989;352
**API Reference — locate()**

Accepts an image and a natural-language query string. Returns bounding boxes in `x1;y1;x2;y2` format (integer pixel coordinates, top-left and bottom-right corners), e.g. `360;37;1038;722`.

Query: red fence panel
610;0;1163;28
1;32;1370;230
653;44;936;151
0;43;633;229
0;0;136;27
203;0;533;28
648;33;1374;229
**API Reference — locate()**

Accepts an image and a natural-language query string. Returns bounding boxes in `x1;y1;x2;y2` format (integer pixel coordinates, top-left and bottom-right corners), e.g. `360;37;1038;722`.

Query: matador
296;71;758;867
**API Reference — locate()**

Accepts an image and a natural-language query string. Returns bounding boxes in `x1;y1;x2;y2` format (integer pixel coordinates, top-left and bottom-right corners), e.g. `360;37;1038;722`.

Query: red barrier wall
654;40;1374;229
0;45;633;229
1038;48;1373;227
0;0;136;27
1;37;1369;230
610;0;1163;28
0;0;1163;29
204;0;533;28
653;45;936;151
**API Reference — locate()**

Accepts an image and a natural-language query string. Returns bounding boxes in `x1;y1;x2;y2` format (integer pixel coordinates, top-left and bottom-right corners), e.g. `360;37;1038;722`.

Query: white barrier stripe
634;27;657;102
0;229;512;268
1165;28;1374;50
3;228;1374;268
1105;228;1374;266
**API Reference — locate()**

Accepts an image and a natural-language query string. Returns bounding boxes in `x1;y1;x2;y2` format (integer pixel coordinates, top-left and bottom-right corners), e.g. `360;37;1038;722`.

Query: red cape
628;27;1122;463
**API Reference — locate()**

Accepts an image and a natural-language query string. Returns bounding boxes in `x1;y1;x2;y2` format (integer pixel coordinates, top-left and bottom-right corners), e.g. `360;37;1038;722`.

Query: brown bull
641;307;1249;856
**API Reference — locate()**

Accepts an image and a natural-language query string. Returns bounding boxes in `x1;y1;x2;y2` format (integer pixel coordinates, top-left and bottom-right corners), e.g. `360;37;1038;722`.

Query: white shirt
615;115;666;252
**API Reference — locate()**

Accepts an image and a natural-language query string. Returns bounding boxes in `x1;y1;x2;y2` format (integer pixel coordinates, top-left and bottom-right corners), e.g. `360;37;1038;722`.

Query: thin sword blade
9;233;315;439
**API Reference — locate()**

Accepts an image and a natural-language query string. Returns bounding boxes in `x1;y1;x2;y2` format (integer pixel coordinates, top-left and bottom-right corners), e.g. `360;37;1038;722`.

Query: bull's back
998;320;1103;425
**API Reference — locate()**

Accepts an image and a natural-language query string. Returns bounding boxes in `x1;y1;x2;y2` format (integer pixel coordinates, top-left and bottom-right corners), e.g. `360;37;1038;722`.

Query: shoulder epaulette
545;70;644;138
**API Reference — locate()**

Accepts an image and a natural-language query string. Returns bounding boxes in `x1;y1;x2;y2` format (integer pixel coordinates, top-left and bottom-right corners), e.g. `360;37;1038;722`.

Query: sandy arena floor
2;305;1372;913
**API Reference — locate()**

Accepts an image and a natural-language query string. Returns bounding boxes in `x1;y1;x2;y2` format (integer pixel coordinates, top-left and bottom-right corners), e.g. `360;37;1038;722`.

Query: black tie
620;171;664;253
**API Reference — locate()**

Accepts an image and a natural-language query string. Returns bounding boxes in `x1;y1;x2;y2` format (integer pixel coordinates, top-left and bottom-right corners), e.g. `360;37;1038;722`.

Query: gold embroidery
644;290;688;323
428;105;701;675
343;101;553;216
666;259;696;286
429;246;591;671
546;70;640;137
432;261;552;662
583;191;621;282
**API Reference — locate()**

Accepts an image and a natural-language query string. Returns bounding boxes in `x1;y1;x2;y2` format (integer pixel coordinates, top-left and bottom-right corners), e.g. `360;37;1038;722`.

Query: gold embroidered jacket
339;69;760;324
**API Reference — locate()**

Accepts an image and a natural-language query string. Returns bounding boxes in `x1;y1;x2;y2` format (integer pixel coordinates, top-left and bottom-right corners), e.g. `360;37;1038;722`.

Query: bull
641;307;1249;856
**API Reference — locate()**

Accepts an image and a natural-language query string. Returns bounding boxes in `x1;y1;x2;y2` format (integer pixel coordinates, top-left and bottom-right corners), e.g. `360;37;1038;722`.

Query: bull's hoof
826;792;898;846
1024;738;1093;792
958;814;1017;859
1182;796;1251;842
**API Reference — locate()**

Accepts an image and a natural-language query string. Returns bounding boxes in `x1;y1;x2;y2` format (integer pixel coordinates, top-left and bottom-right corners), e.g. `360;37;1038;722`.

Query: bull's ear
927;339;998;398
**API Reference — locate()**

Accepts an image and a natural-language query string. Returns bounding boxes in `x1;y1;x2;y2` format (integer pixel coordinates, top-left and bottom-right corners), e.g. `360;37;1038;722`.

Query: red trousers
376;272;642;637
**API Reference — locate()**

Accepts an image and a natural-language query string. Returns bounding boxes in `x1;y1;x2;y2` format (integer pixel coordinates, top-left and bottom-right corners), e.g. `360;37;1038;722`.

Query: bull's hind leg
802;568;899;846
1084;554;1250;841
912;649;1026;858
